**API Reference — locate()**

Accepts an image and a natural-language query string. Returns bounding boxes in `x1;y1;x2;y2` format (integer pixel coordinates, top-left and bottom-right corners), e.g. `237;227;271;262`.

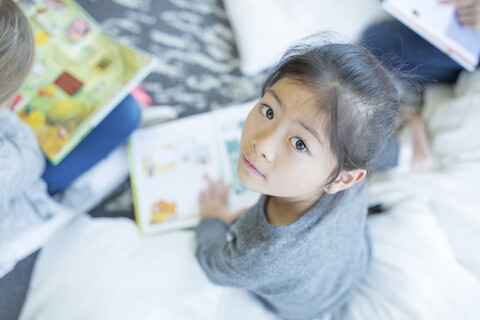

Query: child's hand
198;175;245;225
440;0;480;30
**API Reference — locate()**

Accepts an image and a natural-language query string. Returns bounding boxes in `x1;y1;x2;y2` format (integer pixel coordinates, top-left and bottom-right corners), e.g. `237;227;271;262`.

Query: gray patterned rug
76;0;266;219
79;0;265;116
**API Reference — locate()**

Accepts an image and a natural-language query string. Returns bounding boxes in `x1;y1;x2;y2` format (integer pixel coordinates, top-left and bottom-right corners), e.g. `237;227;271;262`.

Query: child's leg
361;20;463;84
403;110;434;171
42;94;141;194
372;111;434;173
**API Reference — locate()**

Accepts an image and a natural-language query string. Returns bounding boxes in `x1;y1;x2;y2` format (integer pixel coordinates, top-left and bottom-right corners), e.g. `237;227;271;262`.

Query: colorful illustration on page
226;139;248;194
150;200;176;224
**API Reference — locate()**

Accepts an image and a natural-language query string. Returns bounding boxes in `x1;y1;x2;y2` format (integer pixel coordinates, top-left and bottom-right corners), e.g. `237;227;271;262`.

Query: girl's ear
324;169;366;194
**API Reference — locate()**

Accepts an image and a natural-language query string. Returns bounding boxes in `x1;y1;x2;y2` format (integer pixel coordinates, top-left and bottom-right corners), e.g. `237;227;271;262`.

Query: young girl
196;42;401;319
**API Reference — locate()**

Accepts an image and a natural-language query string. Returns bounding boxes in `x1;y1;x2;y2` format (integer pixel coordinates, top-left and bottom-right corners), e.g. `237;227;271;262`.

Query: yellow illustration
150;201;176;223
18;99;93;159
35;30;50;46
19;108;45;131
141;145;178;177
46;99;93;127
36;125;69;156
142;156;176;177
38;85;56;97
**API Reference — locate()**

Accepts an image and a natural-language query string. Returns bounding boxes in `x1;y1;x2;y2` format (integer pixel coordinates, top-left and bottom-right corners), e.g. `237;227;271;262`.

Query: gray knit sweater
0;108;73;277
196;180;371;320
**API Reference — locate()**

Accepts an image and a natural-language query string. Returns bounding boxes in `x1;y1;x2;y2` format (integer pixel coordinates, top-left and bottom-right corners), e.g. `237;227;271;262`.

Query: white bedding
20;71;480;319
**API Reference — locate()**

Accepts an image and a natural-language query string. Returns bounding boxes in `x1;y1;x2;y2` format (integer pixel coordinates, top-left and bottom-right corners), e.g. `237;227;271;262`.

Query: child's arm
196;178;255;287
0;108;46;203
196;218;261;287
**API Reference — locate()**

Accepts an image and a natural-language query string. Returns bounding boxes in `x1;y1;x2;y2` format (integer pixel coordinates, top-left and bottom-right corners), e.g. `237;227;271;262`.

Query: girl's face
237;78;337;201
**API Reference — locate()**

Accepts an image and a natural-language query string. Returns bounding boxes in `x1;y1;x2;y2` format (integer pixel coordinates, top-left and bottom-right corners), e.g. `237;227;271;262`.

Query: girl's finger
209;179;223;198
457;4;480;15
440;0;476;6
462;22;480;30
221;184;233;202
199;190;205;204
440;0;478;13
202;174;213;197
207;178;217;197
457;13;480;30
215;178;222;189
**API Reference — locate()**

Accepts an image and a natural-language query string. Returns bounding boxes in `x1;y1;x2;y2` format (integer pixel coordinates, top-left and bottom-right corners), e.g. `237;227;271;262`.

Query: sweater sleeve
195;217;259;288
0;109;45;204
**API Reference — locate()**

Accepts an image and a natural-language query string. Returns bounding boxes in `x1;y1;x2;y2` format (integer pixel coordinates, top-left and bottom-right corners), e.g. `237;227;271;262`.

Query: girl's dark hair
262;36;400;186
0;0;34;103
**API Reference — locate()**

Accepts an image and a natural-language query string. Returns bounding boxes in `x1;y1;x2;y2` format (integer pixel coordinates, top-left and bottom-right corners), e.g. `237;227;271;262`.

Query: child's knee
361;20;405;52
112;94;142;135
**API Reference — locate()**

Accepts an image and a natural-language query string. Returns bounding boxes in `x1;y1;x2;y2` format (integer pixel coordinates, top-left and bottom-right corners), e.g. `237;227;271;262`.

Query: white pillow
224;0;387;75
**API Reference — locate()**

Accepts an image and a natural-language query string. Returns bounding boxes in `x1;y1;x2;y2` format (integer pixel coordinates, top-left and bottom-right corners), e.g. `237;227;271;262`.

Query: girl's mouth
242;155;265;177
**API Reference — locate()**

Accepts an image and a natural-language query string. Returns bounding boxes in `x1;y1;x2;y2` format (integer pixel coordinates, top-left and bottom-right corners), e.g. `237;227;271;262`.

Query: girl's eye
260;105;274;120
290;137;307;151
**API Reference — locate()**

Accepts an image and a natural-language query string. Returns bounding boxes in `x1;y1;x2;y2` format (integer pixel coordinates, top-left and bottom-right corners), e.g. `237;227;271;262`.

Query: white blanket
20;71;480;319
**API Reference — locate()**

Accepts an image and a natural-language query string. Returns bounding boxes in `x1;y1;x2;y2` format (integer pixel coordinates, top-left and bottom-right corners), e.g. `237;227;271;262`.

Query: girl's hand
441;0;480;31
198;175;245;225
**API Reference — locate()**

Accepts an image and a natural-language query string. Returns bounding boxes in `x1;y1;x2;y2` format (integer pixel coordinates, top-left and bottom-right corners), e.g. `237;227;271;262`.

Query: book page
383;0;480;71
13;0;156;164
129;114;221;235
129;101;261;235
212;102;261;212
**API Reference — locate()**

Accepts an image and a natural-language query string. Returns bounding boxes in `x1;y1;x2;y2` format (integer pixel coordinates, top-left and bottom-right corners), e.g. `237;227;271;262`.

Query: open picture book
382;0;480;71
12;0;157;164
128;102;261;236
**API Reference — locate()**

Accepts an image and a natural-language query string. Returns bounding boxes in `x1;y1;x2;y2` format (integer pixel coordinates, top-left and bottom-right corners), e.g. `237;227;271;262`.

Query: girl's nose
252;135;274;162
